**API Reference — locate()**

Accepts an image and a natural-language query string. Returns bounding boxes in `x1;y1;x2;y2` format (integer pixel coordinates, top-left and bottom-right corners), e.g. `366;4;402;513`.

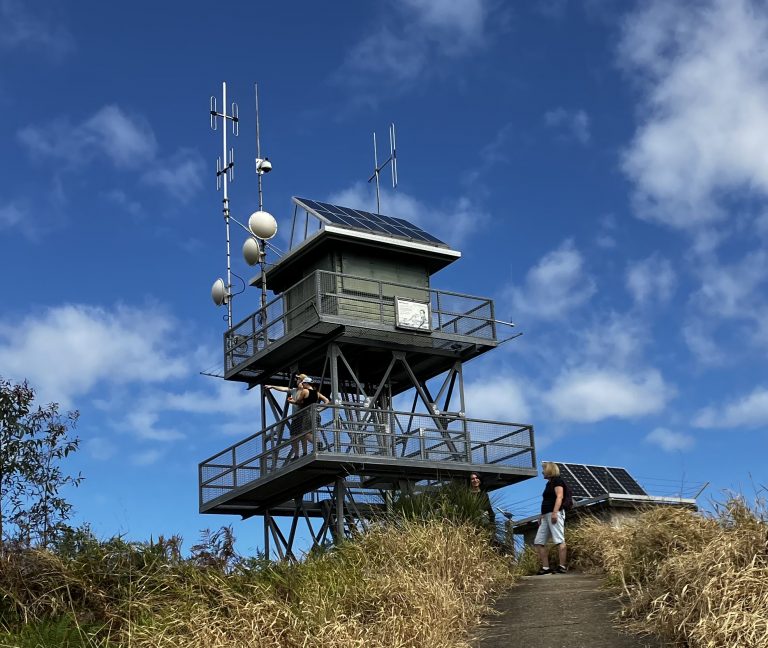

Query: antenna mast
210;81;239;329
253;83;273;331
367;123;398;214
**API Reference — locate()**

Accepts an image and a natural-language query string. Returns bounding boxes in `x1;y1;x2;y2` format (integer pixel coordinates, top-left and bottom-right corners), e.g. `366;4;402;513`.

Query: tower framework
199;197;537;558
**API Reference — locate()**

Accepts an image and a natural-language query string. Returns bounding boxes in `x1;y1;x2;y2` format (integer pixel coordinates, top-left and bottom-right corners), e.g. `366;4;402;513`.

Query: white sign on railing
395;297;431;332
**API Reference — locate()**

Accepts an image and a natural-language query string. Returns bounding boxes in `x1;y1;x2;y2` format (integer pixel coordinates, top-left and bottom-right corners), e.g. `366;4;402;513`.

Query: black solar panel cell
586;466;628;494
607;468;647;496
566;464;608;497
295;197;448;246
557;464;590;498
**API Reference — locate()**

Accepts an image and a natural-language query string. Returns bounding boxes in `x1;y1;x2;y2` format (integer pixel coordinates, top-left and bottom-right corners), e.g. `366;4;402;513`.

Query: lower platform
199;405;537;516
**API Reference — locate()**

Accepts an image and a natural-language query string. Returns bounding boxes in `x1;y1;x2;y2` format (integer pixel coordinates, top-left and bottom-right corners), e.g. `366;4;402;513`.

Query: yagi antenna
367;122;398;214
209;81;239;329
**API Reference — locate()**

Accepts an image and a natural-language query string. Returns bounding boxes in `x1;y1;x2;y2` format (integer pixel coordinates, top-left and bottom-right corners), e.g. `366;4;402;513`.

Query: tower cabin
199;198;536;538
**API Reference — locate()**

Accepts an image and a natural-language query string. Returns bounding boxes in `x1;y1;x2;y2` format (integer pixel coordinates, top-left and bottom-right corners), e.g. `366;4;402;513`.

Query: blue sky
2;0;767;552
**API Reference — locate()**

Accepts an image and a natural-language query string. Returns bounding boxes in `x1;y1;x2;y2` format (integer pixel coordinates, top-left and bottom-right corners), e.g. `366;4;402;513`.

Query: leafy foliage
0;377;82;550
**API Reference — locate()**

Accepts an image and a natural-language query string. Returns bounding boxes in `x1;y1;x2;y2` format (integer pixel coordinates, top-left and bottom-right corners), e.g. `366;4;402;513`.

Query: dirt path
473;572;663;648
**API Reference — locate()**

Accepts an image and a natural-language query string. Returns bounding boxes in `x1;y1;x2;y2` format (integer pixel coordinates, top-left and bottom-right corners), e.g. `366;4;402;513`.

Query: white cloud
157;380;255;416
131;449;164;466
19;105;157;169
645;427;695;452
544;368;672;423
0;201;24;230
462;378;530;422
338;0;492;90
682;320;726;366
0;0;73;54
85;437;118;461
620;0;768;230
506;239;596;320
326;182;488;247
17;106;203;203
0;304;189;407
694;386;768;428
691;251;768;319
544;108;591;144
103;190;143;217
625;254;676;305
142;148;205;202
682;250;768;362
578;312;647;369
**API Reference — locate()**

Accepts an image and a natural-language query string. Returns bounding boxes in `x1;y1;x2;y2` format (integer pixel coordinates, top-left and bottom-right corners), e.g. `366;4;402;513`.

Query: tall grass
568;497;768;648
1;516;512;648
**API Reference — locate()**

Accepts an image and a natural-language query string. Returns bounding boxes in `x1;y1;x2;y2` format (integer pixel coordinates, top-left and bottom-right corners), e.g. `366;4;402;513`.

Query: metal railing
225;270;496;372
199;404;535;507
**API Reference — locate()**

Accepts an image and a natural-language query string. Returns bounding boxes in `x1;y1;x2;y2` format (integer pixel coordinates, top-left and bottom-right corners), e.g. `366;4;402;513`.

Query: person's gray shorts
534;510;565;545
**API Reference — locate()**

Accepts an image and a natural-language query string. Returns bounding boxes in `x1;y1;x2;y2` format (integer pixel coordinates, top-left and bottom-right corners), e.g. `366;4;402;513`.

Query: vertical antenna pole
255;83;263;212
254;83;268;342
373;132;381;214
210;81;239;330
222;82;233;330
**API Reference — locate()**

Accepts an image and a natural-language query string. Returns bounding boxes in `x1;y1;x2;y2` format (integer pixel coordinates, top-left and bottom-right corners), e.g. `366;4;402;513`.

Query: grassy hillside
0;516;512;648
568;497;768;648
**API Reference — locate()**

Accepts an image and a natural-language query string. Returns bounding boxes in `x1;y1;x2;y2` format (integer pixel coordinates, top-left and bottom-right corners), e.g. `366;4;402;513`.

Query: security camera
256;157;272;174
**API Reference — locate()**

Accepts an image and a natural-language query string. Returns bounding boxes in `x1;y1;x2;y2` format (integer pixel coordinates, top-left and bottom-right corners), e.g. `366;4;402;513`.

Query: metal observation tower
199;88;537;560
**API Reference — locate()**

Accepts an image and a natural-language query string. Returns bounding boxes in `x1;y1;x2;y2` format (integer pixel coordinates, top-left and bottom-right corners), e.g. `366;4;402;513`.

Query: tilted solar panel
552;462;648;499
295;197;448;247
607;467;647;496
556;463;591;498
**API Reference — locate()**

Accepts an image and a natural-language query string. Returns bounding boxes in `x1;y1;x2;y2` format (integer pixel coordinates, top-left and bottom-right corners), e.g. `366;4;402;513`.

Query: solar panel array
295;197;448;247
555;463;647;499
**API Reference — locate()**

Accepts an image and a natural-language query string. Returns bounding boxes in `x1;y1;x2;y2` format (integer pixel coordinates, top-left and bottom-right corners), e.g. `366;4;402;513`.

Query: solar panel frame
606;467;647;496
294;197;449;247
554;462;648;499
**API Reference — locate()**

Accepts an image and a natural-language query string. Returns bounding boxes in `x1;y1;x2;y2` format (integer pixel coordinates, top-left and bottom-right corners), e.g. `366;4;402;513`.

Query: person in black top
534;461;568;574
469;473;496;529
288;374;329;457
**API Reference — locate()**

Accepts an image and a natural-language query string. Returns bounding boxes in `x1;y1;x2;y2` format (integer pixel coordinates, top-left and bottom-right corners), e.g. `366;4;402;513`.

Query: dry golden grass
1;519;512;648
568;498;768;648
128;520;511;648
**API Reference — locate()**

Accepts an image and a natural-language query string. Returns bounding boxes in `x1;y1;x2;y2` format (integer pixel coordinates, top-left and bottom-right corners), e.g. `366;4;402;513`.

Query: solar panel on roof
607;468;647;496
553;462;648;499
295;197;449;247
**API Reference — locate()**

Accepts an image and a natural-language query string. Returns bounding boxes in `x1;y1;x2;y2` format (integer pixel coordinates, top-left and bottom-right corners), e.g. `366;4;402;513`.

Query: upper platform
225;269;499;386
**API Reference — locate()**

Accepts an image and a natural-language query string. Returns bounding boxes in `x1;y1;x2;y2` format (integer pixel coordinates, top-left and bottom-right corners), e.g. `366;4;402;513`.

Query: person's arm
551;485;564;523
317;392;330;408
265;384;292;393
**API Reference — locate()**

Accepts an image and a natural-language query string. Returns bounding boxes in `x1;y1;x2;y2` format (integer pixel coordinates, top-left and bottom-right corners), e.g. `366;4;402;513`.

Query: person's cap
300;376;313;384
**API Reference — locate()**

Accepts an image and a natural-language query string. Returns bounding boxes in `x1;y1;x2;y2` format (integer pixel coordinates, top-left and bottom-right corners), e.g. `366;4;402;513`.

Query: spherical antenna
248;210;278;240
242;237;261;266
211;278;227;306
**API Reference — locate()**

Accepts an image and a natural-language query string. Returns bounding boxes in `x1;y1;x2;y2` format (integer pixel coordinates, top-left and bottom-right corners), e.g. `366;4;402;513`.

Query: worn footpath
474;572;662;648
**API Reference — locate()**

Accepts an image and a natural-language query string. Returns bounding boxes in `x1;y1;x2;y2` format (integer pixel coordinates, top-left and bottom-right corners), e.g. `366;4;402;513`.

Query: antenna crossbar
367;123;398;214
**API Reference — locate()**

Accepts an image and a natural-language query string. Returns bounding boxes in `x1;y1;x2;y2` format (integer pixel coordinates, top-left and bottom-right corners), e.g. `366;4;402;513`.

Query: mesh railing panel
199;404;534;505
224;271;498;373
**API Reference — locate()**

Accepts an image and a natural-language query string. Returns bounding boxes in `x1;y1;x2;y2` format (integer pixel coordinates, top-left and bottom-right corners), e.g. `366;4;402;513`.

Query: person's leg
550;512;567;571
535;544;549;569
533;517;552;572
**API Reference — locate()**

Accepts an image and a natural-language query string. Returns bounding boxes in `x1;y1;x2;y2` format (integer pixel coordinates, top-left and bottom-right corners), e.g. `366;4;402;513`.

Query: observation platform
223;270;501;389
199;404;537;517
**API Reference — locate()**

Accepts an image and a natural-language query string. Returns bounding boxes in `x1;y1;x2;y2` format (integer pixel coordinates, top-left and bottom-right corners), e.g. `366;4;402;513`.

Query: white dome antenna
248;210;278;240
211;278;228;307
242;237;261;266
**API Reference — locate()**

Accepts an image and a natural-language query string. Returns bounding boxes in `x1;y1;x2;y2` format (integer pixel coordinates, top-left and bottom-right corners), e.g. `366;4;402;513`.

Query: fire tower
199;196;537;559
